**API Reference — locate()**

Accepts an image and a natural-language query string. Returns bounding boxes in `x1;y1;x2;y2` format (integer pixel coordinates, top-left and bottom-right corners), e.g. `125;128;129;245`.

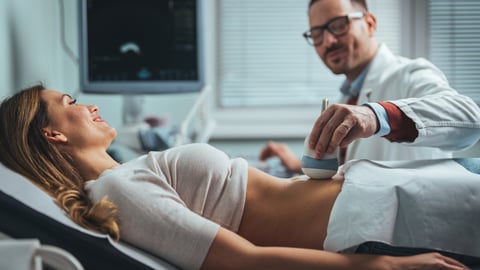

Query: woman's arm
201;227;468;270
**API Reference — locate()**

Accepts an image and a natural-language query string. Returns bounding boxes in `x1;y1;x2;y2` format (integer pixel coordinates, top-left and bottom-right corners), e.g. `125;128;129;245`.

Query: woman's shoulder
151;143;232;165
164;143;224;155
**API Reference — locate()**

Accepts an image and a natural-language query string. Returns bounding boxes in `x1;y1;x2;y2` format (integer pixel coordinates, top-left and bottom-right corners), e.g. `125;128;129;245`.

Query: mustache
324;45;345;58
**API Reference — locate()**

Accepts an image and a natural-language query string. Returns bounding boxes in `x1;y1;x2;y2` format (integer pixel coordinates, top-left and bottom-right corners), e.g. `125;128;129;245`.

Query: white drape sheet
325;159;480;257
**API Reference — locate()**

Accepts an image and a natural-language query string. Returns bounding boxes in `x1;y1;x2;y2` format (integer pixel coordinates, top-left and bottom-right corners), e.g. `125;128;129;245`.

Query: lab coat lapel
346;44;395;161
358;44;396;104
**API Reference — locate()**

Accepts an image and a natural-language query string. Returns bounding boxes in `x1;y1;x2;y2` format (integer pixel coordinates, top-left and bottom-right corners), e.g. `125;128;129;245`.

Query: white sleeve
389;59;480;150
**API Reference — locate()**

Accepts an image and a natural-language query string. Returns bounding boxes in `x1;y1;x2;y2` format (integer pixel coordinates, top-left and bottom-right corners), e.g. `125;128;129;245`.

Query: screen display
80;0;204;94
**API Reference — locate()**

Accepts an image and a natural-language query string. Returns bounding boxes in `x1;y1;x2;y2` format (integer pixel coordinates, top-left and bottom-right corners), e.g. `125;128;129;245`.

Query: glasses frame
303;12;365;46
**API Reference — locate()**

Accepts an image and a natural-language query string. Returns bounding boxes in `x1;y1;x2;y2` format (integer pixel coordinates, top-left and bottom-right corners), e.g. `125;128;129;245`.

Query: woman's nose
87;104;99;112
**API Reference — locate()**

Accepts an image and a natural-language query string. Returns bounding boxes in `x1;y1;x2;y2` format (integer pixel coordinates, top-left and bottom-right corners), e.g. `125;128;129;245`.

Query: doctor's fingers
308;108;335;158
310;104;379;156
309;105;349;157
335;106;379;148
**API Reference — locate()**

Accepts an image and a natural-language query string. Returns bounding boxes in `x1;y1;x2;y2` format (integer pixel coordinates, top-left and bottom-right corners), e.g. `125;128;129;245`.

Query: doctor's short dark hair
308;0;369;11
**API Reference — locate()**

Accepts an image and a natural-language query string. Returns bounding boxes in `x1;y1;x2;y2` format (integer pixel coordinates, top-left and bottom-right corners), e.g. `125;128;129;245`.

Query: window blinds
428;0;480;104
217;0;402;108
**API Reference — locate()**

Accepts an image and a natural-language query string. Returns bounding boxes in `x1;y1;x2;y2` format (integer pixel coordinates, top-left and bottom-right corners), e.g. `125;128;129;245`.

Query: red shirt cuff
378;101;418;142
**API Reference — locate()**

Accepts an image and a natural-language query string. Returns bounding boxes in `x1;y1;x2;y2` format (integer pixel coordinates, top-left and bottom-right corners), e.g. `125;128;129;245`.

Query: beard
323;41;361;75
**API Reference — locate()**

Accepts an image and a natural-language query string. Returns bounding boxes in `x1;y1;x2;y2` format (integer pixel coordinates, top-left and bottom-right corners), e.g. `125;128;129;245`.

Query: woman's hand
392;252;470;270
259;141;302;173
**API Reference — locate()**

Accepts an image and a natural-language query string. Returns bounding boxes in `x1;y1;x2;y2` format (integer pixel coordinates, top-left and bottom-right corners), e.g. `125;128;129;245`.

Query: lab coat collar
340;62;371;97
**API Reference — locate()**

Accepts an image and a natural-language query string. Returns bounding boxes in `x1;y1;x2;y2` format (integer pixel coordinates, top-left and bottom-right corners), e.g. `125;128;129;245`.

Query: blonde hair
0;84;120;239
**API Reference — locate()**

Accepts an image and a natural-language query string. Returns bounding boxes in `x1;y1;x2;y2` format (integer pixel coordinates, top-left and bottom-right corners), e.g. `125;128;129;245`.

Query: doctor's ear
365;12;377;34
42;128;68;143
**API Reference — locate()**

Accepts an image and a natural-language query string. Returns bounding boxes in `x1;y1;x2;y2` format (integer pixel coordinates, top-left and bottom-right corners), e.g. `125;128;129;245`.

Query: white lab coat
340;44;480;161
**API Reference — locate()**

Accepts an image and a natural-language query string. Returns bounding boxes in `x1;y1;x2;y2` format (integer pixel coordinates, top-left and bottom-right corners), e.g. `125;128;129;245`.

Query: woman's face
40;89;117;150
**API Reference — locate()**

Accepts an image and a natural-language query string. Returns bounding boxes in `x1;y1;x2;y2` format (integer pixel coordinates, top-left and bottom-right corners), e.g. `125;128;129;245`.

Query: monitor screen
79;0;204;94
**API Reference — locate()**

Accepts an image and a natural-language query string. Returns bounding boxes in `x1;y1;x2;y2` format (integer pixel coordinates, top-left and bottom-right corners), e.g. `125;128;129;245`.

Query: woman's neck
72;150;121;181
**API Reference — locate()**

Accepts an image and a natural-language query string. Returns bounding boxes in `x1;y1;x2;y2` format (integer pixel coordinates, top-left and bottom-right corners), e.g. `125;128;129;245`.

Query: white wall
0;0;66;94
0;0;11;95
0;0;55;98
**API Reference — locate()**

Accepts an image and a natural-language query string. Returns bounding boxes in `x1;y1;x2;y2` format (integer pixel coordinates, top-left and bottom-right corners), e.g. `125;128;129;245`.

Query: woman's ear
42;128;68;143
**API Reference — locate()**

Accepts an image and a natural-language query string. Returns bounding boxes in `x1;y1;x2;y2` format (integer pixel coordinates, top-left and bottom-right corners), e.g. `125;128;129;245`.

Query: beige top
85;143;249;270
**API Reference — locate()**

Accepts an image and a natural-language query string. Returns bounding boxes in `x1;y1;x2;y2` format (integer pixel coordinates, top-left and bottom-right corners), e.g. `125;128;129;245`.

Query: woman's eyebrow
61;94;73;102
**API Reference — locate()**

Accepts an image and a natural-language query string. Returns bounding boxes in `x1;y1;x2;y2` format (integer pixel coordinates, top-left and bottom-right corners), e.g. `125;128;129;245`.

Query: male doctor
260;0;480;172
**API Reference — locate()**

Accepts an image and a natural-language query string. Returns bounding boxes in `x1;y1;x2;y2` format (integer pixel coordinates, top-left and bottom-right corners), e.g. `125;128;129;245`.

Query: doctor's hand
308;104;378;159
259;141;302;173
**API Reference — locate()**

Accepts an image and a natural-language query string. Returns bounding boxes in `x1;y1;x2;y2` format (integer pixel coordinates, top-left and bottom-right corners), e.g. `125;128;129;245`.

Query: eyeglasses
303;12;365;46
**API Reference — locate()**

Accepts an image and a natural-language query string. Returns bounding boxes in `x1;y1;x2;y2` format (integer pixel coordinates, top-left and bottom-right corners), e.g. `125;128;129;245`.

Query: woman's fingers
401;252;470;270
